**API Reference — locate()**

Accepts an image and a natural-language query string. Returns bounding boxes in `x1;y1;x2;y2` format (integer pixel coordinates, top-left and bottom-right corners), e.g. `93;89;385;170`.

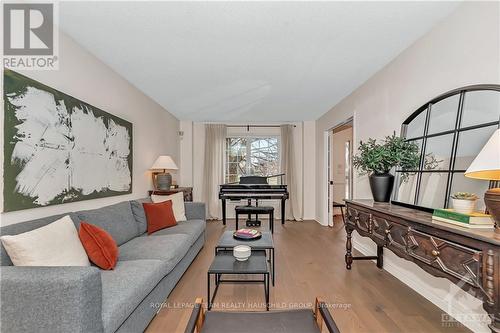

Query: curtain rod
225;124;296;128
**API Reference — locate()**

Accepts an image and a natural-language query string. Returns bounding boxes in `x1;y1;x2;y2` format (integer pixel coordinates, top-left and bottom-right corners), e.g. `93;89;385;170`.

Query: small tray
233;229;262;241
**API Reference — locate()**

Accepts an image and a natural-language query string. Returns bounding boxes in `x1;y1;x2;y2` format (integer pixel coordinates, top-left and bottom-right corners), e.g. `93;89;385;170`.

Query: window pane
225;137;247;183
249;137;279;177
417;172;449;208
427;94;460;135
448;173;489;211
454;125;498;170
405;110;427;139
423;134;454;171
461;90;500;128
397;139;423;171
396;172;418;205
225;136;280;183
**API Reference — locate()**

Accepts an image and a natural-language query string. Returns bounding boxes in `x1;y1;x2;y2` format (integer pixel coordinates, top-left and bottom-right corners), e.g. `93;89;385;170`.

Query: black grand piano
219;175;289;226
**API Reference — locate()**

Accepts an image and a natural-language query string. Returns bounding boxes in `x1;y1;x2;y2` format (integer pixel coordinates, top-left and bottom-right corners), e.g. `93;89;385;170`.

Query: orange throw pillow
143;200;177;234
79;222;118;270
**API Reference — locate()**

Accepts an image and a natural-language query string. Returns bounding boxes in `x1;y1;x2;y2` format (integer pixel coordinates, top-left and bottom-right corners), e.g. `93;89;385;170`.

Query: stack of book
432;209;494;229
233;228;261;239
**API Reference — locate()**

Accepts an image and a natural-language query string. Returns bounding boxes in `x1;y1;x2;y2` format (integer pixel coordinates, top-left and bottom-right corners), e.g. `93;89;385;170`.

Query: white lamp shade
151;155;178;170
465;129;500;180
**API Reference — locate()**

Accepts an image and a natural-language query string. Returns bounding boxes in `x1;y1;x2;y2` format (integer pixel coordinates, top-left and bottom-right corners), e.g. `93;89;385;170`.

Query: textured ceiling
59;1;460;121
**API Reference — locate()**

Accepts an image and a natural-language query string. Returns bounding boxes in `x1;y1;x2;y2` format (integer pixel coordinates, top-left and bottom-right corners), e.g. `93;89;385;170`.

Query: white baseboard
353;239;490;333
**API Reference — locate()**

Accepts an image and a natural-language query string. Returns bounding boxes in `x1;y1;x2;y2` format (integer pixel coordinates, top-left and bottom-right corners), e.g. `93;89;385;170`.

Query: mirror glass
461;90;500;128
405;110;427;139
423;134;454;171
397;173;418;204
448;173;489;211
427;94;460;135
417;173;448;208
454;125;498;170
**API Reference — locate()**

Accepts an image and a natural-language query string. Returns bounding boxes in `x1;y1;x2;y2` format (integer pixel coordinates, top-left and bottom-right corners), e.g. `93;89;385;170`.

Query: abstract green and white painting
3;70;133;212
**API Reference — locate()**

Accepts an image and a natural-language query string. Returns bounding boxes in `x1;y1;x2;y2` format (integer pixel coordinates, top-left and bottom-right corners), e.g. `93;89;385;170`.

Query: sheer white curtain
280;124;303;221
203;124;227;219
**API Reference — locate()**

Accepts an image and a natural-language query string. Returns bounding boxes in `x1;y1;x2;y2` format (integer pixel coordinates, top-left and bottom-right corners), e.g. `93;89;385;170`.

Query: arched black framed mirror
393;85;500;211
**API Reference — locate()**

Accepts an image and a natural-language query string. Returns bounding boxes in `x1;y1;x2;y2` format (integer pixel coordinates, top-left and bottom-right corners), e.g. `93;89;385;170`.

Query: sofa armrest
1;266;103;333
184;202;206;221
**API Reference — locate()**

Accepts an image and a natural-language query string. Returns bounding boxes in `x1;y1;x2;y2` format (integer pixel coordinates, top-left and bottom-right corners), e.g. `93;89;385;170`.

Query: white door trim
322;130;329;226
322;117;354;226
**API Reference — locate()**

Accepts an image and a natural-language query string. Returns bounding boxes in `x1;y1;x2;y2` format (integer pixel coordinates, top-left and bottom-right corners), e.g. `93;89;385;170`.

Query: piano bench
235;206;274;233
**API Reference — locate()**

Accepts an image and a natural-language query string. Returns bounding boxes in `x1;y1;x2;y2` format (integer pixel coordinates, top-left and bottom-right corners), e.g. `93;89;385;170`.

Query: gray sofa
0;199;206;333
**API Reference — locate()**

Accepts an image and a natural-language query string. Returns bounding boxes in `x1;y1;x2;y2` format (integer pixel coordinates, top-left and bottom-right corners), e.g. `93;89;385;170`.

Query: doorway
327;120;353;226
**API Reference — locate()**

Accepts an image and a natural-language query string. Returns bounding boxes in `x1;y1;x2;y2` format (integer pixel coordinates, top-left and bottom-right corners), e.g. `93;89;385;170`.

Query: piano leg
281;198;286;224
255;199;259;225
270;209;274;233
222;199;227;225
247;199;252;222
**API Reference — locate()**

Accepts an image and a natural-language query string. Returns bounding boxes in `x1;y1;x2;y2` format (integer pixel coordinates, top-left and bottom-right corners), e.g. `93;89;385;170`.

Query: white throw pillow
0;215;90;266
151;192;187;221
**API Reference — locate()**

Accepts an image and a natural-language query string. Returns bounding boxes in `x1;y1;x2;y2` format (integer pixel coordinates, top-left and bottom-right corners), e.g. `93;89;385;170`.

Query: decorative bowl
233;245;251;261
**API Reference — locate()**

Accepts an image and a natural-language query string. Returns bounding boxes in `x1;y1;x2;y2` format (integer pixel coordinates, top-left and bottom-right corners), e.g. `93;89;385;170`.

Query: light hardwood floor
146;218;471;333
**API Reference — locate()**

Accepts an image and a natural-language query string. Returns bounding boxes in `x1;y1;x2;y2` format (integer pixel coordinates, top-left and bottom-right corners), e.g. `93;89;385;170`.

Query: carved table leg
490;316;500;333
345;226;353;270
487;296;500;332
485;249;499;333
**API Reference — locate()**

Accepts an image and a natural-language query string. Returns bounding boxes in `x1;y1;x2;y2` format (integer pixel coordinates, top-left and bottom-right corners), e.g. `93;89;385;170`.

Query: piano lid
220;184;288;194
225;174;285;185
239;176;268;184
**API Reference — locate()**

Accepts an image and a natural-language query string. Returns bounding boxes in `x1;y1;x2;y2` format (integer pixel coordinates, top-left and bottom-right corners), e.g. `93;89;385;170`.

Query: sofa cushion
118;234;191;275
151;192;187;221
101;260;165;333
79;222;119;270
130;198;152;235
149;220;205;245
0;212;79;266
75;202;139;246
143;200;177;234
0;215;90;267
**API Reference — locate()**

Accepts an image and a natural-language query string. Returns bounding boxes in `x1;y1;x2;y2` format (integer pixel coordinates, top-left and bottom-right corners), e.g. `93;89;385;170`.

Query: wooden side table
148;187;193;201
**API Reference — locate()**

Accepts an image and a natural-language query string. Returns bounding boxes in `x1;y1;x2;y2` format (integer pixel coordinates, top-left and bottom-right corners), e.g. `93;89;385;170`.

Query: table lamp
151;155;178;190
465;129;500;235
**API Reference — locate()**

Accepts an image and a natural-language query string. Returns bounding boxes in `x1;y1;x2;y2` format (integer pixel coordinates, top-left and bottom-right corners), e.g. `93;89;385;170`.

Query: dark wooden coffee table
215;230;275;285
207;250;270;310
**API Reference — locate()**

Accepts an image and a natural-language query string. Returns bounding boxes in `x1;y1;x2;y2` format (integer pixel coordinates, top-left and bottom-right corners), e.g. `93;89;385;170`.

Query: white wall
179;120;194;187
315;2;499;332
181;121;316;220
1;32;180;226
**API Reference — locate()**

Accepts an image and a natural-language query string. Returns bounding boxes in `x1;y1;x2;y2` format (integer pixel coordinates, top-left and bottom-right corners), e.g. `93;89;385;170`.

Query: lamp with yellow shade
150;155;178;191
465;129;500;235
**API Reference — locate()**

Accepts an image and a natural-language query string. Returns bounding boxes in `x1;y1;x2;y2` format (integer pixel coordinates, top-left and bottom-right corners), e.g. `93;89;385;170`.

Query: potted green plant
450;192;479;214
353;133;420;202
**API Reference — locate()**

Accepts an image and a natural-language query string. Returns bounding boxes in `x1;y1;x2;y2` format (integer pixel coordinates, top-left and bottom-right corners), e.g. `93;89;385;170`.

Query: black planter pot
369;173;395;202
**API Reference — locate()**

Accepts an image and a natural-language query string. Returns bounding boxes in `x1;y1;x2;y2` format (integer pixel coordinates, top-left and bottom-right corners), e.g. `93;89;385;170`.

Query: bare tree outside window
226;137;247;184
225;137;279;184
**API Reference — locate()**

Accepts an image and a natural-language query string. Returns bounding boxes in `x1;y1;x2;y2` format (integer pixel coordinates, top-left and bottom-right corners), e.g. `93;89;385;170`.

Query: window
395;86;500;210
225;137;279;184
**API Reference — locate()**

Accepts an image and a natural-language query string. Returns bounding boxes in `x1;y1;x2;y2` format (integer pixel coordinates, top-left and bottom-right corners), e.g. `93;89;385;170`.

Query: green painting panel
3;69;133;212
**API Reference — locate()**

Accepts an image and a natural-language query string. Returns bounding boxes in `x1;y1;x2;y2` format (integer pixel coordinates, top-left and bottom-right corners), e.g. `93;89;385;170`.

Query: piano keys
218;175;289;225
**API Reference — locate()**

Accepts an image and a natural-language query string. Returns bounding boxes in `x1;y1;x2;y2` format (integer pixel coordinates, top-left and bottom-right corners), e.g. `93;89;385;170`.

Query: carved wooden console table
344;199;500;332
